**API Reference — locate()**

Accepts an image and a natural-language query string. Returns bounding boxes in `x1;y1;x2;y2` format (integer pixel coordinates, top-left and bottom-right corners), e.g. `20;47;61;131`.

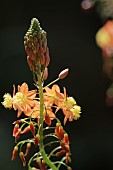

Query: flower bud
11;146;18;160
30;51;36;60
15;128;21;142
55;123;60;136
19;152;26;166
63;133;69;144
38;33;41;39
43;41;47;52
39;53;45;65
34;134;40;147
13;119;24;124
30;122;35;136
33;34;38;44
55;149;66;156
58;68;69;79
25;143;31;157
25;46;30;56
43;67;48;80
58;126;64;140
36;158;43;169
44;47;50;67
20;125;30;134
27;56;35;71
13;124;19;136
60;141;70;152
66;152;71;164
24;18;50;73
44;114;51;126
36;44;40;52
42;160;47;170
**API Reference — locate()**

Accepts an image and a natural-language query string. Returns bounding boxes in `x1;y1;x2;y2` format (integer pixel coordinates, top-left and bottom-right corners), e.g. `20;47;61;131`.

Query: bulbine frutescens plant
2;18;81;170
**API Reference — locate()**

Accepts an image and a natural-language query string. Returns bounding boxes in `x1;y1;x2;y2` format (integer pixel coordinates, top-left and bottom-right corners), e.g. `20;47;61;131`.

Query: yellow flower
70;105;81;120
64;97;76;108
13;92;27;105
2;93;13;108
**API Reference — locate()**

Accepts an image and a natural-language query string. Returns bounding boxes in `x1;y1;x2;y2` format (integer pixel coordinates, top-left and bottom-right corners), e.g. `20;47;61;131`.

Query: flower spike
2;18;81;170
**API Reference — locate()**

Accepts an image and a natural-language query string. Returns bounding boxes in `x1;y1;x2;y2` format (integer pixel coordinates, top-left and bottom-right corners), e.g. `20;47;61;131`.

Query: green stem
38;75;58;170
43;77;60;90
57;156;66;169
48;146;61;158
28;152;41;170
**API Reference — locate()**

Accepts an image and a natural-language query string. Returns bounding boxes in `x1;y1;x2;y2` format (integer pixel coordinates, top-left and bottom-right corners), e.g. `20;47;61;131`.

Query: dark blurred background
0;0;113;170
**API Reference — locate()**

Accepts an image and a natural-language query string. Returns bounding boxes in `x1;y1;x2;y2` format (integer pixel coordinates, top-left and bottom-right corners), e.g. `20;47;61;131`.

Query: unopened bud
30;122;35;136
43;41;47;52
11;146;18;160
25;46;30;56
43;67;48;80
63;133;69;144
55;149;66;156
45;114;51;126
42;160;47;170
13;124;19;136
38;33;41;39
34;134;40;147
13;119;24;124
27;56;35;71
39;53;45;65
15;128;21;142
25;143;31;157
60;141;70;152
19;152;26;166
34;43;39;52
36;158;43;169
66;152;71;164
30;51;36;60
58;126;64;140
55;123;60;136
58;68;69;79
44;47;50;67
20;125;30;134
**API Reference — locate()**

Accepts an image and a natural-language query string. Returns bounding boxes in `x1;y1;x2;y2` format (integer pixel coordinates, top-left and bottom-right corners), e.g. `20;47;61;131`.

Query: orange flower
24;100;56;122
44;84;60;106
44;84;81;124
24;101;40;118
55;87;81;124
13;82;37;117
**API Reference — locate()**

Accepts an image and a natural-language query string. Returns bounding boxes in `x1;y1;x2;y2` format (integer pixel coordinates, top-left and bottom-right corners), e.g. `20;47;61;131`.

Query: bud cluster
11;118;41;167
24;18;50;80
54;123;71;164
